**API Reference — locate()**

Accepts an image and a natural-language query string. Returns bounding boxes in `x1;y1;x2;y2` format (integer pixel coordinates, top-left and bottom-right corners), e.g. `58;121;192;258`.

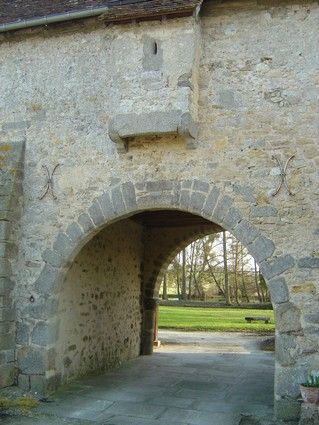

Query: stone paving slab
159;406;241;425
104;416;193;425
0;415;94;425
1;332;276;425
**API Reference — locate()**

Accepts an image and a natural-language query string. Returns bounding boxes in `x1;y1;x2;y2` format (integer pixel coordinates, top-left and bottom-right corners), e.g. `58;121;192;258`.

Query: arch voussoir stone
260;254;295;281
52;232;75;259
221;207;242;231
65;222;84;244
97;191;116;220
88;201;105;227
267;277;289;305
232;219;259;247
249;235;276;264
136;180;181;210
201;187;221;220
212;194;234;226
78;212;95;234
121;181;137;211
42;248;64;269
111;185;127;215
34;264;61;295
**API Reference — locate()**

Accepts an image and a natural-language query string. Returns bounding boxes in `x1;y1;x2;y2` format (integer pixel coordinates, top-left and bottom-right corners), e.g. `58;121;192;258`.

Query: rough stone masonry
0;0;318;423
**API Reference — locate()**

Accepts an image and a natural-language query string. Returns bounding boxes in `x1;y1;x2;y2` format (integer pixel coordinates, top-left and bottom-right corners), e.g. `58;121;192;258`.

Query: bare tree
222;231;231;305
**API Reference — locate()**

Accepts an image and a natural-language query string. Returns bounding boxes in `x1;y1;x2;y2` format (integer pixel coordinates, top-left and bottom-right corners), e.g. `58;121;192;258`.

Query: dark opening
153;41;158;55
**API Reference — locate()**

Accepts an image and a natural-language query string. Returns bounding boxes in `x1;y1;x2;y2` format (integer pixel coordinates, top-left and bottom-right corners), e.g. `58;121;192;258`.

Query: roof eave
0;1;202;34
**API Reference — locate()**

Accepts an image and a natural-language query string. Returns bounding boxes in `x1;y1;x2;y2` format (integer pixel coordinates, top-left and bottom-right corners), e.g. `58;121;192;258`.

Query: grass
0;397;38;412
159;306;275;333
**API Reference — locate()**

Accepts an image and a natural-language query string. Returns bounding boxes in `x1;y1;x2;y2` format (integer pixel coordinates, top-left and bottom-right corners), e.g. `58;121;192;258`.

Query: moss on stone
0;397;38;411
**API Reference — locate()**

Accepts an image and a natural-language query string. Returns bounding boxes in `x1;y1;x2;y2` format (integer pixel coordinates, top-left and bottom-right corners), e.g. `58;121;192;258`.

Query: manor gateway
0;1;318;422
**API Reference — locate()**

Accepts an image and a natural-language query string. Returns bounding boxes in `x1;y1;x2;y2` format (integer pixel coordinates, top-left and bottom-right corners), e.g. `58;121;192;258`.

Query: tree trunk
233;241;240;305
223;231;231;305
181;248;187;301
254;259;262;303
240;246;250;303
162;273;168;300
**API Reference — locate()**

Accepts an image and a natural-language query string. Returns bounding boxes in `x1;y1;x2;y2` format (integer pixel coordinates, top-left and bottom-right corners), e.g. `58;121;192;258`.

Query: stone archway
18;179;299;420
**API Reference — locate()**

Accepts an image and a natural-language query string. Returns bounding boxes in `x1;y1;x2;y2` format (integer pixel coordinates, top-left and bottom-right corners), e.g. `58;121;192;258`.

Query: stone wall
22;219;143;388
0;141;24;387
0;0;318;421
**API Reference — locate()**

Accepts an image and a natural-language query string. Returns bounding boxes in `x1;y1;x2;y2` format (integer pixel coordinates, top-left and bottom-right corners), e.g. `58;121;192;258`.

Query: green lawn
159;306;275;333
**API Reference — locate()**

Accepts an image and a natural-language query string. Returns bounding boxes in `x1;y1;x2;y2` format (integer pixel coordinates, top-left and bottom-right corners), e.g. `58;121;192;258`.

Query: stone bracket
109;110;198;152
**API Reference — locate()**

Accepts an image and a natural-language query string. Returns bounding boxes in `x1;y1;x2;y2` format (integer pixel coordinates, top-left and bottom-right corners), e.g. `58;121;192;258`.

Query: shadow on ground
1;332;277;425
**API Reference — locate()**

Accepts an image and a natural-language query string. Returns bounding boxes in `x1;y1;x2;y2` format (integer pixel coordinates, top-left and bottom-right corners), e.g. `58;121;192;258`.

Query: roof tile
0;0;201;29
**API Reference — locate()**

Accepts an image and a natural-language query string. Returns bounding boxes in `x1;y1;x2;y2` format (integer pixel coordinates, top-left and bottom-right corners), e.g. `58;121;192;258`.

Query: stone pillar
141;297;158;355
0;141;24;388
153;304;161;348
299;404;319;425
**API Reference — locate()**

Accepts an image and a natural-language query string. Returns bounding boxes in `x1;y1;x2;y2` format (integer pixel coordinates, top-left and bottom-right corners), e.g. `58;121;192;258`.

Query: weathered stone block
193;180;209;193
222;207;242;230
78;212;95;233
233;219;259;247
179;190;191;210
0;321;13;335
20;298;58;320
4;349;15;363
181;180;192;190
190;191;206;212
213;195;234;224
0;307;15;321
0;221;9;240
111;186;126;214
304;313;319;325
300;403;319;425
260;255;295;280
31;321;57;346
146;180;175;192
52;233;74;259
30;374;46;394
16;321;30;345
98;191;115;219
275;398;301;422
18;374;30;391
65;222;84;243
268;277;289;304
0;332;15;350
34;265;59;294
0;278;13;295
109;111;198;151
203;187;220;216
276;333;298;366
251;205;278;218
42;248;63;268
0;363;16;387
88;201;105;227
0;242;7;257
122;182;137;209
249;235;275;263
275;302;302;333
0;258;11;278
232;183;256;203
18;347;45;374
298;257;319;269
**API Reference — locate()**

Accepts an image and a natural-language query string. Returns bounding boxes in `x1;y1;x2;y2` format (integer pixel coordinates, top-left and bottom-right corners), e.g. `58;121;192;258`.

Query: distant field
158;306;275;333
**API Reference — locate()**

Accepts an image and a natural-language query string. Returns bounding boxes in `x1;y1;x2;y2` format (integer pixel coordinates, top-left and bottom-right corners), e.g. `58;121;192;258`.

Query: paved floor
1;332;276;425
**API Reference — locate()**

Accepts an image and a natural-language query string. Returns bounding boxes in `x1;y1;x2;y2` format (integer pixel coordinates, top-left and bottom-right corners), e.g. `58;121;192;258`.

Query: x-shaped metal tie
39;164;60;200
271;155;295;197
